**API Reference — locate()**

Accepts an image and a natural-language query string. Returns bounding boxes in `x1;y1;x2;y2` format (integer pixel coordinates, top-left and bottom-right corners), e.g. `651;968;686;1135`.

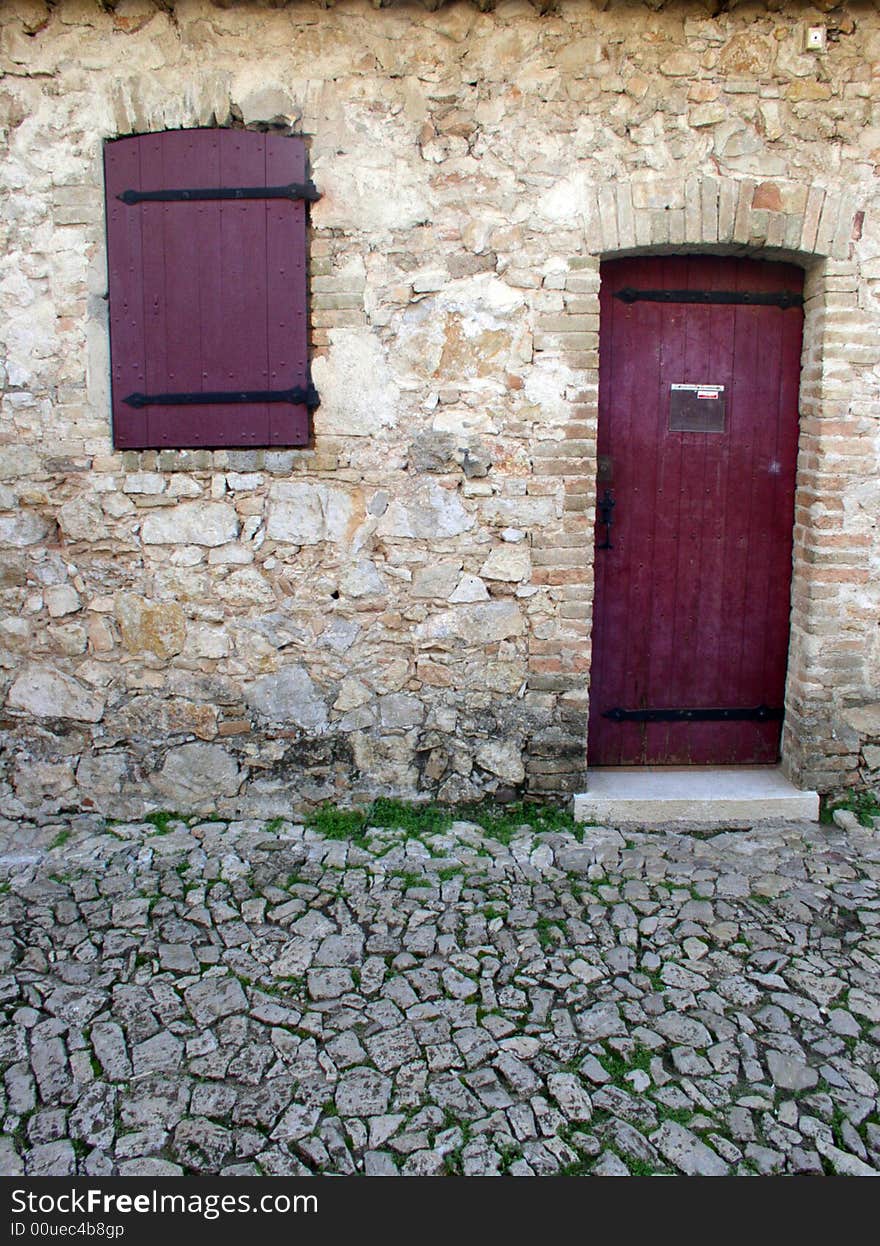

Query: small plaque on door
669;384;726;433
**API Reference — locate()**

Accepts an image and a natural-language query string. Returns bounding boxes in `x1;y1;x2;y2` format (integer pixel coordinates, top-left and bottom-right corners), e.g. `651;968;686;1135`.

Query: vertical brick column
526;258;600;795
784;258;879;791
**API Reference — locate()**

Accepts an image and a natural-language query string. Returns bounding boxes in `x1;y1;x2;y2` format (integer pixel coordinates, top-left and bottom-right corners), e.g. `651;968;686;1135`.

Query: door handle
597;488;615;550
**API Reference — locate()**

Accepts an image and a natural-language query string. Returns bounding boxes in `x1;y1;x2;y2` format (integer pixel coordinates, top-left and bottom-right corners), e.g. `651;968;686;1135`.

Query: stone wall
1;0;879;817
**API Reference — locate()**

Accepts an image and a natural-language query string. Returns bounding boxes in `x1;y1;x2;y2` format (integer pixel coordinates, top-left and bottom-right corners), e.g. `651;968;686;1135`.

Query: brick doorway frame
526;177;866;797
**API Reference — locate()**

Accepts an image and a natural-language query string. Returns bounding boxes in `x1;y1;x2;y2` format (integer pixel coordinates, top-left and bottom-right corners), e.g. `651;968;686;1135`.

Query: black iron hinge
604;704;783;724
614;288;803;310
123;384;320;410
118;181;321;206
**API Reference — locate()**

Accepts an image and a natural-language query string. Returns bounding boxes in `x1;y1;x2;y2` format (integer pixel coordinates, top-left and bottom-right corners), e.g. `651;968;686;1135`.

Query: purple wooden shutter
104;129;315;449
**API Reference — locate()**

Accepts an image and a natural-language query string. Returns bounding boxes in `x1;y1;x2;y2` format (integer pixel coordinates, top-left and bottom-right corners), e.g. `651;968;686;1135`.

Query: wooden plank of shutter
105;129;312;449
266;133;310;447
104;136;149;448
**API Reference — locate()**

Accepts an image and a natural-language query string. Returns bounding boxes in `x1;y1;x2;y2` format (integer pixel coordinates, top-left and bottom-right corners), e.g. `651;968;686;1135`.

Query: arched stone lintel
583;177;861;263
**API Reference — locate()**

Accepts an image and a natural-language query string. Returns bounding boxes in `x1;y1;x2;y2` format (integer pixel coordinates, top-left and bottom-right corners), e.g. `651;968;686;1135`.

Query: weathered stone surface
447;573;489;603
132;1032;183;1077
312;329;400;436
475;739;525;784
377;482;473;539
184;976;249;1026
58;496;108;542
69;1084;117;1150
141;503;238;547
1;812;880;1177
479;544;531;582
266;482;355;545
244;667;328;731
841;705;880;738
0;0;875;822
766;1050;818;1092
7;666;105;722
115;697;217;742
336;1068;392;1117
45;585;81;617
651;1122;730;1176
215;567;275;607
547;1073;592;1122
26;1141;76;1177
116;594;186;659
339;559;386;599
412;561;462;599
152;743;244;805
0;510;50;547
172;1119;234;1172
416;601;523;645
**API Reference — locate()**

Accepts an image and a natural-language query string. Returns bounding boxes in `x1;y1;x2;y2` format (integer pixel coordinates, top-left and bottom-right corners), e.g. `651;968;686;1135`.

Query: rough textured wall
0;0;878;817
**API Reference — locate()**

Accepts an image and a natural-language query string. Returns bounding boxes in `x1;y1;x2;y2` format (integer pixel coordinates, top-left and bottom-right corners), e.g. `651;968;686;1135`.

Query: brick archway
527;175;867;796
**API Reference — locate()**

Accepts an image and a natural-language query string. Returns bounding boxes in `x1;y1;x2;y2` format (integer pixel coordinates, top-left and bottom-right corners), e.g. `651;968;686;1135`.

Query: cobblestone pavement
1;810;879;1178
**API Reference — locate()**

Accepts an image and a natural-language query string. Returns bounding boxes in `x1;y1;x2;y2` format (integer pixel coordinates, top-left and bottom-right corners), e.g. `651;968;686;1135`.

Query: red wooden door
588;255;804;766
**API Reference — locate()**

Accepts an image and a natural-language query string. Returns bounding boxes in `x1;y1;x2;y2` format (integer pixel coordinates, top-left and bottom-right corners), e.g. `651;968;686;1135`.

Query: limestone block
412;560;462;599
333;677;371;712
208;543;254;566
480;545;531;582
416;601;524;645
377;482;473;539
311;329;399;437
115;594;186;659
482;497;556;527
101;494;134;520
152;743;244;807
339;559;387;599
475;739;525;784
185;626;229;660
365;657;409;695
58;497;108;542
87;617;115;654
140;503;238;547
0;617;30;646
50;623;87;656
236;84;300;128
448;574;489;603
75;751;128;798
114;696;218;743
215;567;275;607
379;694;424;730
319;618;360;654
266;482;355;545
13;759;76;805
352;731;418;787
0;511;50;547
840;704;880;739
7;666;105;722
862;744;880;772
167;476;203;498
718;33;775;77
45;585;81;617
245;667;329;732
408;432;458;474
0;447;41;479
311;154;429;236
485;661;527;694
124;473;165;495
